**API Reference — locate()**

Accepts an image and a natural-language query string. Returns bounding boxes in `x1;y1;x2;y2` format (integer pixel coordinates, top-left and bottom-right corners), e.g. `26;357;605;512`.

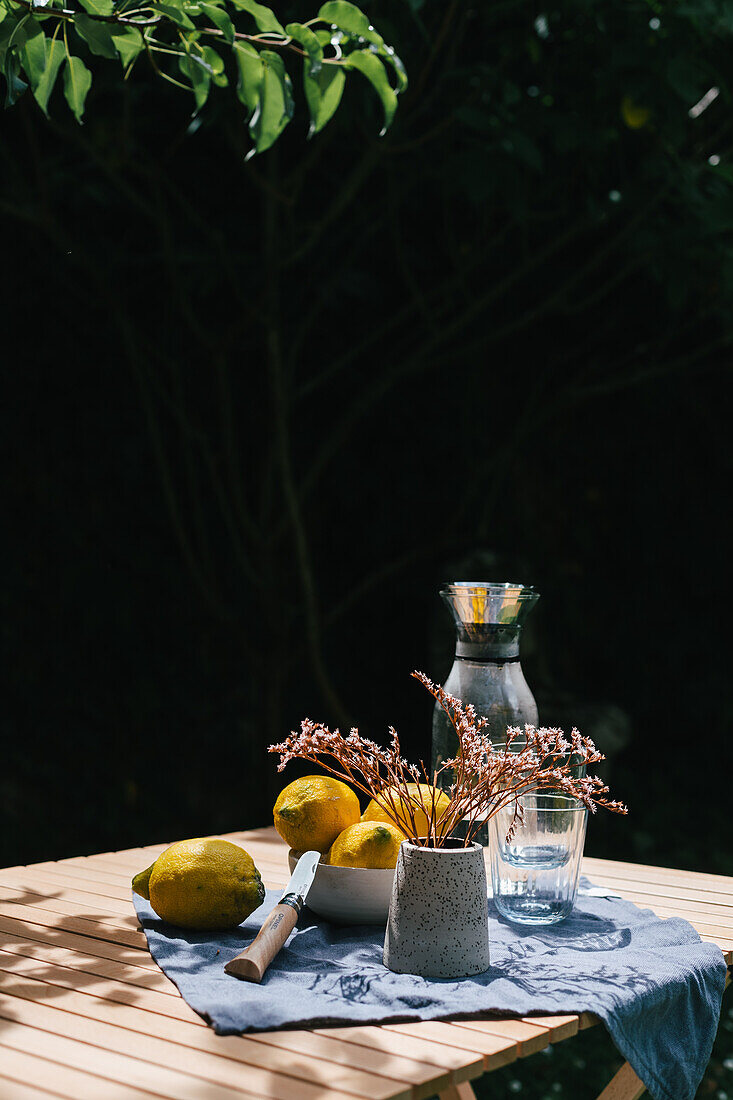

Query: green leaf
63;54;91;121
285;21;322;77
199;1;234;43
1;12;30;68
78;0;115;16
372;42;407;93
201;43;226;86
249;48;292;155
179;50;211;110
304;61;344;134
343;49;396;134
75;13;118;58
233;39;262;113
19;21;46;91
0;15;20;67
321;0;406;88
152;2;195;29
4;50;27;107
110;25;143;68
228;0;284;35
318;1;370;36
32;31;64;114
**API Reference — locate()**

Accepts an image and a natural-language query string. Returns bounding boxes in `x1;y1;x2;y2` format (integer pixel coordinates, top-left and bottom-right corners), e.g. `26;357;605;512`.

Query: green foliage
32;31;63;113
248;49;292;154
75;14;118;58
110;24;142;66
303;60;343;134
63;52;91;120
285;21;321;77
0;0;405;152
343;47;396;134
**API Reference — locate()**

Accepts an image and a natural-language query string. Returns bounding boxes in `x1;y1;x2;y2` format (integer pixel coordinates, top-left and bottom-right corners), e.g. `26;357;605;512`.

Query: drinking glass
489;794;588;925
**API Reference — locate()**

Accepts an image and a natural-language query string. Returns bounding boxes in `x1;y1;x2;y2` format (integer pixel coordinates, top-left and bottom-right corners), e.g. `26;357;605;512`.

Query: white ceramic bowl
288;850;395;925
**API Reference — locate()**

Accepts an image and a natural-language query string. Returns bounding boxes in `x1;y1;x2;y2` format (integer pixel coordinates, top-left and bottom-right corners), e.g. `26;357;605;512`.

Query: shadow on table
0;883;152;1035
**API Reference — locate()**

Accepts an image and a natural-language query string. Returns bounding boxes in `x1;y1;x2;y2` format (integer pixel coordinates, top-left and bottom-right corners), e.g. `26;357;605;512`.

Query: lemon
362;783;451;840
132;838;265;931
132;863;153;900
273;775;360;853
328;821;403;868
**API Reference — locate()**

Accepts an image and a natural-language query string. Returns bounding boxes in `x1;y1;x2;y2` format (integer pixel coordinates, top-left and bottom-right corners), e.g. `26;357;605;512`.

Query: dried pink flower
268;671;627;847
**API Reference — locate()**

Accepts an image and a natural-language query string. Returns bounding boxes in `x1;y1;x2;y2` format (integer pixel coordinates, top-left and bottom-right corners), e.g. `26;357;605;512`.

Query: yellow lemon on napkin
362;783;451;840
328;821;403;868
273;775;360;853
132;838;265;930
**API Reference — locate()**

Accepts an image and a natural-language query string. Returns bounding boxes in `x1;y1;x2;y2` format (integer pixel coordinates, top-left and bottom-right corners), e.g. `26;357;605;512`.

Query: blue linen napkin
133;884;727;1100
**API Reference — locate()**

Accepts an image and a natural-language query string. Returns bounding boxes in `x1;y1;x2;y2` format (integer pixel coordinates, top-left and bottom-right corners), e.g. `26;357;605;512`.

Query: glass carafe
431;582;540;805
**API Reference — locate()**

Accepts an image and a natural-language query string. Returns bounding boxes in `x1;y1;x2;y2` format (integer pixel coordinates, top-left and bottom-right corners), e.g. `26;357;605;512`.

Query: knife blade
224;850;321;983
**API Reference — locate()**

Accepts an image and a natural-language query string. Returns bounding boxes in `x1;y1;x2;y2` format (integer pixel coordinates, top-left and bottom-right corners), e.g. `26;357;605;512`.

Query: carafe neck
440;581;538;663
454;624;521;662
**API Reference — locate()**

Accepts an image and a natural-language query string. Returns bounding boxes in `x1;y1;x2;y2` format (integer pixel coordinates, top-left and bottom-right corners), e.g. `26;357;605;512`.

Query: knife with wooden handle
224;850;321;983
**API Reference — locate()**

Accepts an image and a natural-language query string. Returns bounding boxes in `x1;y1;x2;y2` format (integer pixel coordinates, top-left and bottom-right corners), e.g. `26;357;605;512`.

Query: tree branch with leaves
0;0;406;154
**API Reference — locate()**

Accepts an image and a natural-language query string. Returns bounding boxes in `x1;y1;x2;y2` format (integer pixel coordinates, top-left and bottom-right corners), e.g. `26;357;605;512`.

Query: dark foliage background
2;0;732;1093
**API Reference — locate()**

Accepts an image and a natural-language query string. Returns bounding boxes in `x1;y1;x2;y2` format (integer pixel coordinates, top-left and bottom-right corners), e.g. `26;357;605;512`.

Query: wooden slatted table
0;827;730;1100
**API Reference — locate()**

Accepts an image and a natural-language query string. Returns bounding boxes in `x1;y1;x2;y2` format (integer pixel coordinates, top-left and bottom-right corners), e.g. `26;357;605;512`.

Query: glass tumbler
490;794;588;925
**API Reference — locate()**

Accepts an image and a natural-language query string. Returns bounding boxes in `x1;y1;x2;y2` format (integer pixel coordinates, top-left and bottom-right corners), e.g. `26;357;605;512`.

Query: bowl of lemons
274;775;450;925
288;835;398;924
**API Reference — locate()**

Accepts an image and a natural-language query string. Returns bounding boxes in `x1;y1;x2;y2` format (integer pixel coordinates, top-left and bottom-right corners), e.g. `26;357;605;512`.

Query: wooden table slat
0;994;412;1100
0;1044;160;1100
0;1075;69;1100
0;981;411;1100
445;1018;550;1056
1;867;138;902
0;900;148;950
312;1026;485;1081
0;952;199;1023
0;878;140;917
0;914;158;971
74;851;169;867
0;932;181;996
384;1021;519;1074
582;856;733;894
578;896;733;938
384;1020;521;1063
28;862;146;886
241;1027;451;1100
586;886;733;920
581;872;733;910
0;885;144;931
0;1017;363;1100
522;1015;579;1042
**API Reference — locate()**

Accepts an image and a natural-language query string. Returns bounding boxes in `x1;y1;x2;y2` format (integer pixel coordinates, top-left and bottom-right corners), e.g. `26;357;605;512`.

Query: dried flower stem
268;671;627;848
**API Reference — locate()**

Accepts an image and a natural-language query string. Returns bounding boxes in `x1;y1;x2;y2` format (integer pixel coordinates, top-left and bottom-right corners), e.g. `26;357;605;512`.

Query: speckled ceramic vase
383;840;490;978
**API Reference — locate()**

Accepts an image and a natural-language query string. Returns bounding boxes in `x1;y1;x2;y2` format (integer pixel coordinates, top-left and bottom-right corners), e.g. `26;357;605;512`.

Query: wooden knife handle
224;902;299;982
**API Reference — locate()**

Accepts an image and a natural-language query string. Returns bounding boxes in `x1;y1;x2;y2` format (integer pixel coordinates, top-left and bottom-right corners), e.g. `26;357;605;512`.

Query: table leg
438;1062;644;1100
595;1060;646;1100
437;1083;478;1100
